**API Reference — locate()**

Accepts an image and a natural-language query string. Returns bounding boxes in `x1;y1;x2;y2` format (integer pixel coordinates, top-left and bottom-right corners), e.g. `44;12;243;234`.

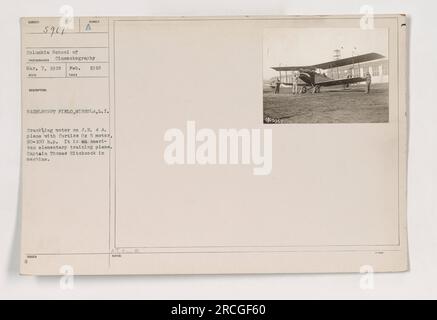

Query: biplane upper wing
271;52;385;71
311;52;385;70
271;66;309;71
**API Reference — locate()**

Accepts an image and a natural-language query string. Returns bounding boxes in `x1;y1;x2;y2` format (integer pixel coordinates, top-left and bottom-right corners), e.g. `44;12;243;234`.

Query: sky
263;28;388;80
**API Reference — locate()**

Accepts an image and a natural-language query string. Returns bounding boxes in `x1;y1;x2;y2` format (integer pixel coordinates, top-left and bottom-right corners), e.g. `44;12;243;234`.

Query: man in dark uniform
274;77;281;94
345;73;352;89
365;72;372;94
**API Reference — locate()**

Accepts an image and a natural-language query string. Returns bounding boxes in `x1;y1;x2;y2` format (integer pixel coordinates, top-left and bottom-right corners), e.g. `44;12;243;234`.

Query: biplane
271;52;385;93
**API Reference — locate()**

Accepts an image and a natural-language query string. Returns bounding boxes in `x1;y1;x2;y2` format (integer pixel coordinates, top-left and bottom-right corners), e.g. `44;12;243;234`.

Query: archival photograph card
20;15;408;275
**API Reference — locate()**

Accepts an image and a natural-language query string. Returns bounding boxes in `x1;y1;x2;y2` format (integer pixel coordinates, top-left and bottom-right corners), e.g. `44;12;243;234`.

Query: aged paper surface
20;15;408;275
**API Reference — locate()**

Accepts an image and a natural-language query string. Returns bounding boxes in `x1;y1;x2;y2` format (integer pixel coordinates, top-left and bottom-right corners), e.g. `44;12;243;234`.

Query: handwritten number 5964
43;25;65;37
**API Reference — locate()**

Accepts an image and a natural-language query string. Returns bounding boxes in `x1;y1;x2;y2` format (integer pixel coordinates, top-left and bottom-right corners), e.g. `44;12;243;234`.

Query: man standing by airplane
292;71;300;95
365;72;372;94
274;77;281;94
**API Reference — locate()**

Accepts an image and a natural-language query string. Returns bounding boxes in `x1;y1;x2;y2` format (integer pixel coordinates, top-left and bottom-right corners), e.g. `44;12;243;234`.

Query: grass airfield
263;83;389;123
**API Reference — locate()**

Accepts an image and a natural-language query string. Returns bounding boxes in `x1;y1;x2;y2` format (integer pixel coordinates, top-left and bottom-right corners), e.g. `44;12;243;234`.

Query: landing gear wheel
301;86;307;94
315;85;321;93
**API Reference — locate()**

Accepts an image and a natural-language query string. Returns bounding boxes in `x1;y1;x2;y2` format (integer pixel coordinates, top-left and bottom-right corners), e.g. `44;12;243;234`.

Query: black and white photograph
263;28;389;123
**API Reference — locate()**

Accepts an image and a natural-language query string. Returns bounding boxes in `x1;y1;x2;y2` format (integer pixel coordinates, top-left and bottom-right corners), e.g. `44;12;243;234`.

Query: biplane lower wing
270;76;367;94
281;76;366;87
316;76;366;87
